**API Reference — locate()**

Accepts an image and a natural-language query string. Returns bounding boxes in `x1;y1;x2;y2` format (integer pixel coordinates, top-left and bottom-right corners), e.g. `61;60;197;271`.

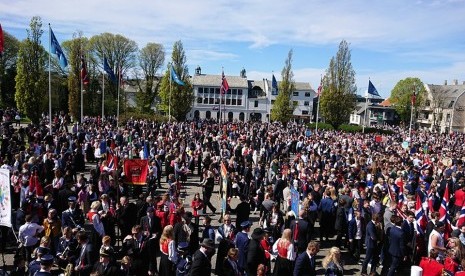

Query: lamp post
96;89;103;119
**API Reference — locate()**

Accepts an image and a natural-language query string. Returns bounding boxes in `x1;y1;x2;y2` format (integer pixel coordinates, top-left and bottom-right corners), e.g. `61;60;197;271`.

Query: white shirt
19;222;44;247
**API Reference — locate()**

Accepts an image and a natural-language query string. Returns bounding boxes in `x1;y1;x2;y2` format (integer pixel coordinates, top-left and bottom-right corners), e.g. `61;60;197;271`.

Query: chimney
454;79;458;85
444;80;448;85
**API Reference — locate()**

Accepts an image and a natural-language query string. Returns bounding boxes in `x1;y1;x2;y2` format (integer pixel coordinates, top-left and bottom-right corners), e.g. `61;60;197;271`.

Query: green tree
135;43;165;113
158;41;194;120
270;49;296;124
320;40;356;128
390;77;426;123
0;30;20;107
14;16;48;123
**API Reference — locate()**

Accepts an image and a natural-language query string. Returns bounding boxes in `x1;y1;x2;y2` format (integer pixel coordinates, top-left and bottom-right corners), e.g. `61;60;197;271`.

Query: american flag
220;70;229;95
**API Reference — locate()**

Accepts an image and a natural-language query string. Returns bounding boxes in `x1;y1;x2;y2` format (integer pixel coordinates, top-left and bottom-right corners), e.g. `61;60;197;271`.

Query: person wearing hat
34;254;54;276
28;246;50;276
235;220;251;274
174;211;199;255
246;228;267;276
175;242;192;276
61;196;85;229
92;248;119;276
189;238;215;276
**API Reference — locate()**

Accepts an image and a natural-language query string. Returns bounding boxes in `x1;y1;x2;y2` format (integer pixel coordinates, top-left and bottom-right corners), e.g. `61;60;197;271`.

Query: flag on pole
317;77;323;96
439;185;452;239
368;80;380;96
0;24;4;57
220;69;229;95
411;90;417;106
118;66;125;87
80;55;89;85
415;194;427;234
50;27;68;68
272;74;278;94
104;57;117;83
170;65;185;86
143;141;149;160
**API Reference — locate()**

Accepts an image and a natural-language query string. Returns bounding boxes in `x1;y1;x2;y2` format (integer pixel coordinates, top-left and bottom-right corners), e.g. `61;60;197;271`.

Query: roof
426;84;465;100
192;74;249;88
379;98;391;107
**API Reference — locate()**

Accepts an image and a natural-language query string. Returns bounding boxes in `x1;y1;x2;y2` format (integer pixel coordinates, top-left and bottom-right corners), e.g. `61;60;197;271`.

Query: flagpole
363;90;368;134
169;63;171;123
80;54;84;124
315;75;322;133
48;24;52;135
102;55;105;120
117;64;120;128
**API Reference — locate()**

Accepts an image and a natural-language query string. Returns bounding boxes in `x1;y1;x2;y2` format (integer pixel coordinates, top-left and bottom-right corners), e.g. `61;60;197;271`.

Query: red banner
123;159;148;185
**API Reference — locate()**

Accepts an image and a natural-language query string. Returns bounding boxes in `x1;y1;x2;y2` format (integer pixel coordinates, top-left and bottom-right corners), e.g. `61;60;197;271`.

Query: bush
119;112;169;125
307;122;334;131
337;124;395;135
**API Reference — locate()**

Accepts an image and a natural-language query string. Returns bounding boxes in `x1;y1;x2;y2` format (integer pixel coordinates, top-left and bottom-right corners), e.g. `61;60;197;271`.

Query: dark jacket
290;218;310;253
189;250;211;276
293;251;316;276
92;262;120;276
246;238;266;276
388;226;405;257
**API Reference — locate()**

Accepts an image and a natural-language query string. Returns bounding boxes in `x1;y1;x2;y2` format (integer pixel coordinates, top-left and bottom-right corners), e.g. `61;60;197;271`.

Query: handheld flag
439;185;452;240
368;80;380;96
221;70;229;95
0;24;4;57
272;74;278;94
50;27;68;68
170;66;185;86
415;194;427;234
80;55;89;85
104;58;117;83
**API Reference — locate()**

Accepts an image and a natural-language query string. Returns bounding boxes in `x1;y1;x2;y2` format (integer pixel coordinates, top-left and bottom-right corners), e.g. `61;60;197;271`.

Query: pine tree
271;49;296;124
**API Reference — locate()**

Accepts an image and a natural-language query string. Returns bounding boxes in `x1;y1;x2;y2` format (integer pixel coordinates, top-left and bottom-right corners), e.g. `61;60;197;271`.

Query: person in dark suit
189;238;215;276
246;228;267;276
221;248;241;276
401;211;416;262
140;206;162;238
361;213;382;275
235;221;251;273
235;196;251;231
290;210;310;254
74;232;97;276
293;241;320;276
92;248;120;276
116;196;138;239
61;196;85;229
34;254;54;276
387;215;405;276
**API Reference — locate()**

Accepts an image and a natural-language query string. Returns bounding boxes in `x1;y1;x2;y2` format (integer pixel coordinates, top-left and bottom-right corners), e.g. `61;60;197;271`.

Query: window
254;101;259;107
302;110;309;115
238;89;243;95
215;98;220;104
232;89;237;95
449;101;455;108
305;92;311;97
209;98;214;104
203;98;208;104
293;92;299;97
227;89;231;94
215;88;220;94
221;98;225;105
210;87;215;94
425;100;431;107
226;98;231;105
232;99;237;105
237;99;242;106
198;87;203;93
197;97;203;104
271;100;275;105
304;101;310;106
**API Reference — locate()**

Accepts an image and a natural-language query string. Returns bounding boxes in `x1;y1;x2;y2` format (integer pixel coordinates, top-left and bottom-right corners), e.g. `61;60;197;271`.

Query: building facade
186;67;316;122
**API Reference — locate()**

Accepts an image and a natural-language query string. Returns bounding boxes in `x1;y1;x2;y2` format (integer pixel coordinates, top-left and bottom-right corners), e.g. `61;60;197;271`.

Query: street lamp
96;89;104;120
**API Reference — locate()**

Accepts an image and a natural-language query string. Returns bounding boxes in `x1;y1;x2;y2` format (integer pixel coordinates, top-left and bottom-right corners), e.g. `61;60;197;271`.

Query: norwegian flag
220;70;229;95
439;185;452;240
107;150;118;171
457;205;465;227
80;55;90;85
415;194;428;234
317;77;323;96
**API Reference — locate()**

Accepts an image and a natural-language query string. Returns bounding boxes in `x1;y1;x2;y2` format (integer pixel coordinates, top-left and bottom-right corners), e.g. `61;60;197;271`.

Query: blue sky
2;0;465;98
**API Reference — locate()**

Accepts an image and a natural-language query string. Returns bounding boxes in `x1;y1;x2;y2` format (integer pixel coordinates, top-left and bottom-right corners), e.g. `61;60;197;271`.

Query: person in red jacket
419;249;444;276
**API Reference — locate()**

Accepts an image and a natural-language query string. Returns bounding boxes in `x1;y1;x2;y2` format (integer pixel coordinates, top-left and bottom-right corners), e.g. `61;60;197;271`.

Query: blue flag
143;141;149;160
272;74;278;94
170;66;185;86
50;28;68;68
104;58;117;83
368;80;380;96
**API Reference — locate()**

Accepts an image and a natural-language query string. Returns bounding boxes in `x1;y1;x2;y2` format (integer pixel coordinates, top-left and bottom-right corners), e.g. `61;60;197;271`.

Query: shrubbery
119;112;169;125
307;123;394;135
307;122;335;131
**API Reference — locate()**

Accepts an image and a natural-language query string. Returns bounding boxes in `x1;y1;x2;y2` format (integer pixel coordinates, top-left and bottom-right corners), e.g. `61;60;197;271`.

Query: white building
186;67;316;122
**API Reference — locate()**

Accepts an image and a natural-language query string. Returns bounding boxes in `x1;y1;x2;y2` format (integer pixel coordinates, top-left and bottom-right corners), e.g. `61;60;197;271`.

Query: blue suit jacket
293;252;316;276
388;226;405;257
364;220;377;249
235;231;250;271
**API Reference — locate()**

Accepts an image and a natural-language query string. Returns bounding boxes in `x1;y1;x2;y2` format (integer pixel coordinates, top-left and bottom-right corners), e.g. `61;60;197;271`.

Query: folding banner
0;169;11;227
123;159;149;185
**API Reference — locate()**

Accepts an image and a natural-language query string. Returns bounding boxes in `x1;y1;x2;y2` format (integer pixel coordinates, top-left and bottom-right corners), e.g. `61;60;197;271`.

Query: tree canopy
390;77;426;123
270;49;296;124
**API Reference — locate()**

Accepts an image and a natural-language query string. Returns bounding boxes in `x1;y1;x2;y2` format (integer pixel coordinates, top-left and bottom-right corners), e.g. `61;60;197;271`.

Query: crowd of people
2;111;465;276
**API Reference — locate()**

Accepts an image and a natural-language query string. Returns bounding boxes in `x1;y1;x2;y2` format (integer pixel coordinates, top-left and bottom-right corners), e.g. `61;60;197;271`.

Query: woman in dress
159;225;178;276
272;228;295;275
322;247;344;276
87;201;105;249
190;192;204;225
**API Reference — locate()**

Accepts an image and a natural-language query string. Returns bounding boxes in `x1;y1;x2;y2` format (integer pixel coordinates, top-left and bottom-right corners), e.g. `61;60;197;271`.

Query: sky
1;0;465;98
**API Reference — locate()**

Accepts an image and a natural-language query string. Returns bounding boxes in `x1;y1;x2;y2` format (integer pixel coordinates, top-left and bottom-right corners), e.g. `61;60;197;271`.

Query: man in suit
387;215;406;276
116;196;137;239
401;211;416;263
74;232;97;276
361;213;382;275
189;238;215;276
61;196;85;229
246;228;267;276
92;248;119;276
290;210;310;254
140;206;162;238
235;195;251;231
293;241;320;276
235;221;251;273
